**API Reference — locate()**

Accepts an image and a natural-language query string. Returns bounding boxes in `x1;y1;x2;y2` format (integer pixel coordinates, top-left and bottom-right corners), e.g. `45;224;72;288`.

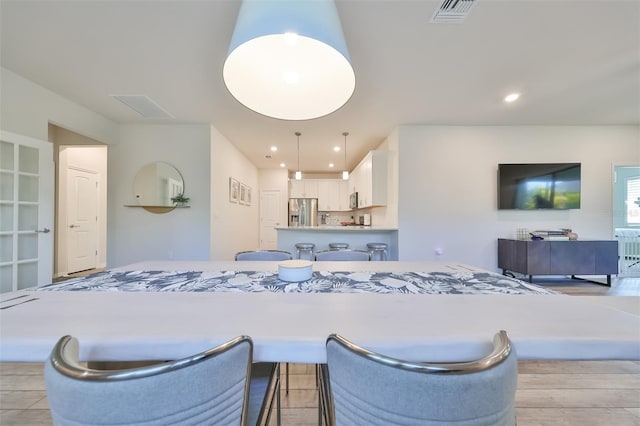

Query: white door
260;190;281;250
67;168;98;273
0;131;54;293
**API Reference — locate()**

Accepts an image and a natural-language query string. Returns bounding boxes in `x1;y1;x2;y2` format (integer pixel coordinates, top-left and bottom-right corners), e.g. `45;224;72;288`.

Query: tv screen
498;163;581;210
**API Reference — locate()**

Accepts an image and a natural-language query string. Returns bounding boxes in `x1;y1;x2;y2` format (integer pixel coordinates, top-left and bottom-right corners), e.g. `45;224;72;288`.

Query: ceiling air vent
431;0;476;23
110;95;174;119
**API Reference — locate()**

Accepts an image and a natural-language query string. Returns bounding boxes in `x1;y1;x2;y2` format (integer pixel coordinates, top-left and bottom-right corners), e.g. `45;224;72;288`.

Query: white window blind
627;177;640;224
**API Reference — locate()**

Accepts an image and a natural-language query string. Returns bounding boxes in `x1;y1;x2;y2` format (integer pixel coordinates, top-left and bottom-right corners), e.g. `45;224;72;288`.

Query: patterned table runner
37;269;558;295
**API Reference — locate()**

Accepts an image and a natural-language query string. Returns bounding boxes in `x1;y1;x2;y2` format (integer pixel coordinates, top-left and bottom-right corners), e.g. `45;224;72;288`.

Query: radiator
617;234;640;277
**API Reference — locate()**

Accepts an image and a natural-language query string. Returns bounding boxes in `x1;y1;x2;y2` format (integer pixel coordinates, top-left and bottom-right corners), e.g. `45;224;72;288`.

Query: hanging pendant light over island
223;0;355;120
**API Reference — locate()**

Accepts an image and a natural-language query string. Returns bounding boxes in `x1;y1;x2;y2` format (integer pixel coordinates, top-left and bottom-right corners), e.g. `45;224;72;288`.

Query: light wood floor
1;276;638;425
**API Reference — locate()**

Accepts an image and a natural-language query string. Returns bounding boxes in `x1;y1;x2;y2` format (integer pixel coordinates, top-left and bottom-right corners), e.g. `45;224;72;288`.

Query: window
627;177;640;225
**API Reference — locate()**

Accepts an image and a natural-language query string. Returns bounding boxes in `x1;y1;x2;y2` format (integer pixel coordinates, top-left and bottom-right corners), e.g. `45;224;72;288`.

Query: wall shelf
124;205;190;214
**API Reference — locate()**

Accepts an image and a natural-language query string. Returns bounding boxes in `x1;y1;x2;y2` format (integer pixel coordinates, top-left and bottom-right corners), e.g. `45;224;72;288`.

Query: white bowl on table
278;260;313;282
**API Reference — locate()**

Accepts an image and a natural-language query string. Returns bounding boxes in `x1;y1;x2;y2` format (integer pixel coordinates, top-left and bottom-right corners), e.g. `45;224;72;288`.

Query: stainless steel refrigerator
288;198;318;227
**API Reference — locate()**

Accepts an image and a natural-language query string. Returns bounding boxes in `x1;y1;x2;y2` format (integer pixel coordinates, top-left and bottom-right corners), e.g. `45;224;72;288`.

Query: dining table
1;260;638;363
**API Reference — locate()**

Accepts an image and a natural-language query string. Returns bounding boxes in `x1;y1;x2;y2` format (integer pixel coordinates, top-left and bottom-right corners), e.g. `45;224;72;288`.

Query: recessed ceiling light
270;146;278;152
329;163;335;168
504;93;520;103
280;163;286;168
333;146;341;152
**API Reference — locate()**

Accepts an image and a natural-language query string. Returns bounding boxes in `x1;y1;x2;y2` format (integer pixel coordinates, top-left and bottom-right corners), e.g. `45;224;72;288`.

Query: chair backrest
315;249;371;261
323;330;517;426
45;335;253;426
235;250;292;261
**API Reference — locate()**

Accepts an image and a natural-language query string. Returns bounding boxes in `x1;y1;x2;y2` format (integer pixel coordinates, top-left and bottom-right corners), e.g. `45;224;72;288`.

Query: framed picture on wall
240;183;247;205
229;178;239;203
246;186;252;206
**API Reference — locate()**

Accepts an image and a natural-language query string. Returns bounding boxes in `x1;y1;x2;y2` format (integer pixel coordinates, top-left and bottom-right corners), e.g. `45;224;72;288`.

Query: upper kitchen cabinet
350;150;388;208
318;180;349;211
289;179;319;198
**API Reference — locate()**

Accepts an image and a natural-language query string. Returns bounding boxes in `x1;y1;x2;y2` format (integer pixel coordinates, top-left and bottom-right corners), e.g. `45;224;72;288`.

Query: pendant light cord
343;132;349;171
296;131;301;172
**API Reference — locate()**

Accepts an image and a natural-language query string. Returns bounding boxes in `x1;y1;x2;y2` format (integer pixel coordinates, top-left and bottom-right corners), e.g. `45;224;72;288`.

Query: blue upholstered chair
320;330;517;426
315;249;371;261
235;250;292;261
44;335;280;426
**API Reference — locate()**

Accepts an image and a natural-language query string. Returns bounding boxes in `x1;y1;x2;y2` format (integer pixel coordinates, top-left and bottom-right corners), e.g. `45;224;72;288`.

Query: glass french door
613;165;640;277
0;131;54;293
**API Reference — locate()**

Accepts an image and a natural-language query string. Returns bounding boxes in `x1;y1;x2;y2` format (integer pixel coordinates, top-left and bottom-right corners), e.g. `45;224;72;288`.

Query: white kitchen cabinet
289;179;319;198
351;150;387;208
289;180;304;198
303;180;318;198
291;179;350;210
338;180;349;210
317;180;333;210
317;180;350;211
348;164;362;200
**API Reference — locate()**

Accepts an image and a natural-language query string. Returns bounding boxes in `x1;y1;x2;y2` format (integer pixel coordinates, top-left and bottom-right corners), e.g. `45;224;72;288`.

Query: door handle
69;224;78;228
35;227;51;233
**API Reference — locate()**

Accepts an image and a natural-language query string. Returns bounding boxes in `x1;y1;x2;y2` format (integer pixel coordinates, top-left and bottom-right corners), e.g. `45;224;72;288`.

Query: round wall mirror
133;162;184;206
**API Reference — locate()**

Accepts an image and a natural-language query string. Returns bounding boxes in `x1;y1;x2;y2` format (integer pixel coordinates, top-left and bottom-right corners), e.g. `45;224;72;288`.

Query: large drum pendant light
223;0;355;120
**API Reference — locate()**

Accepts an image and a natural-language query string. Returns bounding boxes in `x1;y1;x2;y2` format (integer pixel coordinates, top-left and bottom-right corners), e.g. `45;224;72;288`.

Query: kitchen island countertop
276;226;399;259
276;226;398;231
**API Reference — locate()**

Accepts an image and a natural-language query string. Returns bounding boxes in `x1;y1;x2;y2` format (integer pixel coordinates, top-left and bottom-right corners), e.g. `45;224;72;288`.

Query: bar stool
367;242;388;261
295;243;315;261
329;243;349;251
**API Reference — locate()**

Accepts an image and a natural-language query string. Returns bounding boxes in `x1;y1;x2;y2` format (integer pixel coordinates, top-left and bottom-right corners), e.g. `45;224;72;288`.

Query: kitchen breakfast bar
276;226;399;260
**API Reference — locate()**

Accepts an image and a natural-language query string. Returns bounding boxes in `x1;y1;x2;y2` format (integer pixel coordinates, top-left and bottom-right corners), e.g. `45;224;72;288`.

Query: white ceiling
1;0;639;173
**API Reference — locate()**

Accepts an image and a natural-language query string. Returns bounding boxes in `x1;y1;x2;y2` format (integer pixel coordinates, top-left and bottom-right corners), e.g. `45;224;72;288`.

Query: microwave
349;192;358;209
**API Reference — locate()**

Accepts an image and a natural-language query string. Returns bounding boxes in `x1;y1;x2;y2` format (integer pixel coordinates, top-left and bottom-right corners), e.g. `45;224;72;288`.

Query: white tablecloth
1;261;638;362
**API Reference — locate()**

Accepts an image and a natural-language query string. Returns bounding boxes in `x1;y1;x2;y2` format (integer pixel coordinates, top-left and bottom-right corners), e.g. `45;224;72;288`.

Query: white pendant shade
223;0;355;120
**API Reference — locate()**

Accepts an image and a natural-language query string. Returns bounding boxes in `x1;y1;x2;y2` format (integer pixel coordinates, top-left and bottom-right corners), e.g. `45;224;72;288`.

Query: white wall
57;145;108;274
1;68;117;144
397;125;640;271
3;69;262;267
210;126;259;260
107;124;211;267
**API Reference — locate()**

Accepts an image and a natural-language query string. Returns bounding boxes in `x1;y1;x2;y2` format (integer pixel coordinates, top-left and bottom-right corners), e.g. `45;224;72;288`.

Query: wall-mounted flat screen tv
498;163;581;210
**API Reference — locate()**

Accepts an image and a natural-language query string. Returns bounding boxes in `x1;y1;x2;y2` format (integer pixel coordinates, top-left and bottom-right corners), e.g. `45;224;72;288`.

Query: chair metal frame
314;249;371;261
319;330;514;425
235;250;293;261
251;362;281;426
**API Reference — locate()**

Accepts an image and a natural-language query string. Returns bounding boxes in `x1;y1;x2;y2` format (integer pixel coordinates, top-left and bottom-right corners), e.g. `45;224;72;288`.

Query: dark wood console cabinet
497;238;618;286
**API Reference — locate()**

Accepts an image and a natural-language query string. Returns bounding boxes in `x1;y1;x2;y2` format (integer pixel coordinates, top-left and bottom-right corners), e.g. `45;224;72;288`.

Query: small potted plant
171;194;190;206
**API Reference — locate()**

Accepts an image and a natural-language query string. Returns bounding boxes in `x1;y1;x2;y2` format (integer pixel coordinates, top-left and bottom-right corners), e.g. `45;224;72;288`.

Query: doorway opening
49;124;108;278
